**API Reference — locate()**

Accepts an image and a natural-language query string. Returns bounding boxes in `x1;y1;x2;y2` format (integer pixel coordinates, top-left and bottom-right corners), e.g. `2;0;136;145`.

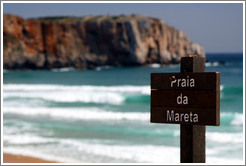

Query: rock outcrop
3;14;205;69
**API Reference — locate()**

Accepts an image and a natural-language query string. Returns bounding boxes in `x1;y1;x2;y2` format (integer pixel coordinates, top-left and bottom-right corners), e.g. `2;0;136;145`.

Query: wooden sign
150;72;220;126
150;57;221;163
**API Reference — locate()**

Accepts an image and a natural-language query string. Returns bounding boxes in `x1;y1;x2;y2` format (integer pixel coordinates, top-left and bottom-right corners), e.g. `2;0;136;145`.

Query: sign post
150;56;220;163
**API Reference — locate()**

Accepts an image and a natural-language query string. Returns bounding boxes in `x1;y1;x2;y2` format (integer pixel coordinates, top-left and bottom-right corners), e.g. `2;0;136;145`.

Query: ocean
2;53;244;164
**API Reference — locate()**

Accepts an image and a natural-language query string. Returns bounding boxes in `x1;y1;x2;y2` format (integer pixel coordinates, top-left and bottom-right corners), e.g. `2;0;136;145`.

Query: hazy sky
3;2;244;53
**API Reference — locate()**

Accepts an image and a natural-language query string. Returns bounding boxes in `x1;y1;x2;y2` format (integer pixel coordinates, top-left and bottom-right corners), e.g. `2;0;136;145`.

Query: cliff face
3;14;205;69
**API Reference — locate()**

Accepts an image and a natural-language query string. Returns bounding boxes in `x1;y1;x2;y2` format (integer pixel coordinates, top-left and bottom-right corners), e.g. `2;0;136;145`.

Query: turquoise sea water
3;53;244;163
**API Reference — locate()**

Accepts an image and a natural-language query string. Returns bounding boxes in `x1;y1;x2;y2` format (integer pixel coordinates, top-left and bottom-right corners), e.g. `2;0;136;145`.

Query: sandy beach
3;153;57;163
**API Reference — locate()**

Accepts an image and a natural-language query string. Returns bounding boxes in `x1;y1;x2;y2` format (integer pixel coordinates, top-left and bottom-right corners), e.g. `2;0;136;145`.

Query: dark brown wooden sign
150;72;220;126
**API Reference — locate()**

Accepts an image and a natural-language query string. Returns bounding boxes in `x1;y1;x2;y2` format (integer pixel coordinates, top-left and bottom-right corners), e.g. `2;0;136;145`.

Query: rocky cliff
3;14;205;69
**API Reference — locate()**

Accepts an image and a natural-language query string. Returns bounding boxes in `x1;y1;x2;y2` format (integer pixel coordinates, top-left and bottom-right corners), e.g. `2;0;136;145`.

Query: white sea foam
3;84;150;105
51;67;75;72
206;62;220;67
3;122;35;135
3;106;149;122
3;84;150;94
230;113;243;126
4;135;180;163
221;112;243;126
4;134;55;144
207;132;243;144
207;157;243;164
4;90;125;105
96;65;113;71
148;63;161;68
62;140;180;163
220;85;224;91
3;135;243;164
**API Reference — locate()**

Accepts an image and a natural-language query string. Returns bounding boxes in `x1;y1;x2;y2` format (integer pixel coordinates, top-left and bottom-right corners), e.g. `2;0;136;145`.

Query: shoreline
3;153;58;163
